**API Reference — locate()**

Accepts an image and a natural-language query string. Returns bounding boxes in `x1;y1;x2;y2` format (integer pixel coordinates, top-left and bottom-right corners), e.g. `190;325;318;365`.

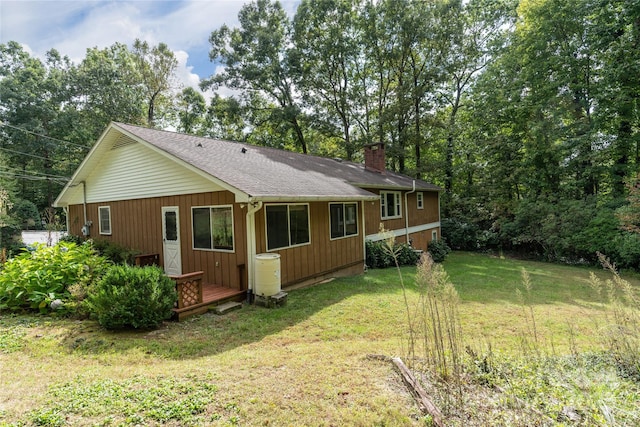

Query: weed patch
31;375;222;426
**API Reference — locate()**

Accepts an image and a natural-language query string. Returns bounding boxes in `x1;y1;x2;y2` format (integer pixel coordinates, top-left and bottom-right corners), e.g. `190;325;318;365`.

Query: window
98;206;111;235
417;192;424;209
330;203;358;239
380;191;402;219
266;204;310;250
192;206;234;251
432;230;438;241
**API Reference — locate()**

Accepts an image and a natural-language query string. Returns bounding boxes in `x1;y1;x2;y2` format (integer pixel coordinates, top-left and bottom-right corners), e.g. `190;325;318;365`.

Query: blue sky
0;0;299;95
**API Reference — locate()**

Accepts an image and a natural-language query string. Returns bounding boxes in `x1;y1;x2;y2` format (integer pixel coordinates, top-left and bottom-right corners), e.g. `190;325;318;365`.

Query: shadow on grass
5;251;629;360
53;267;413;360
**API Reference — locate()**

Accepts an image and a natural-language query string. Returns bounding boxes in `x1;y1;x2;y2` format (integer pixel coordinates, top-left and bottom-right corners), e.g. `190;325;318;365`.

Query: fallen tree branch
391;357;444;427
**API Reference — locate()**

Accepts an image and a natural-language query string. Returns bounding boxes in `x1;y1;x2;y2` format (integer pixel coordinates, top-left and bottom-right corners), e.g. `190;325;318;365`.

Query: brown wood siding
364;189;440;236
254;202;364;287
66;191;247;289
365;190;440;250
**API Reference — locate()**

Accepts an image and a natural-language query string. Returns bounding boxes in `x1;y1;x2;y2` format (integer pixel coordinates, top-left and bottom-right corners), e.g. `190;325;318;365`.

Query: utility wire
0;122;93;149
0;146;78;163
0;165;70;180
0;171;69;183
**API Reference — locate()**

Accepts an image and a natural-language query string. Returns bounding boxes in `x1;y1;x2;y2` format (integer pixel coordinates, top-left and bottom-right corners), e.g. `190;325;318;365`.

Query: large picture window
380;191;402;219
266;204;310;250
98;206;111;235
330;203;358;239
192;205;234;251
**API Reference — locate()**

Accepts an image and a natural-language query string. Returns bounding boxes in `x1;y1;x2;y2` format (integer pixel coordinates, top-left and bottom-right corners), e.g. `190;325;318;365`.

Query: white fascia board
366;222;441;242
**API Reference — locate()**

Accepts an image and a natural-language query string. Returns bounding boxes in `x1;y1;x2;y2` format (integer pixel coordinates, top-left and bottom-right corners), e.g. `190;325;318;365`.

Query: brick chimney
364;143;386;174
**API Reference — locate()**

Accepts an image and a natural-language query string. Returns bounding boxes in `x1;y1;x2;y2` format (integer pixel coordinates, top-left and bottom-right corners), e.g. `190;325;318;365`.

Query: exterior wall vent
111;135;136;150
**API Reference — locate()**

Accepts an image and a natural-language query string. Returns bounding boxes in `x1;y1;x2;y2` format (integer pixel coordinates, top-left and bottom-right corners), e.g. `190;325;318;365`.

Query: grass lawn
0;252;639;426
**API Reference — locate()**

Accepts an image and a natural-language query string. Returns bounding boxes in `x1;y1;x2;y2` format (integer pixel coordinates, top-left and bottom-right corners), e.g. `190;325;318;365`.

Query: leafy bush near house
427;239;451;263
365;240;420;269
59;235;140;265
86;265;177;330
0;242;109;313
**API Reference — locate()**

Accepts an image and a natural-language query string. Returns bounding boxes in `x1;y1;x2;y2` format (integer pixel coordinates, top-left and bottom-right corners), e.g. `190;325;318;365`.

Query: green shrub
91;239;140;265
59;236;141;265
427;239;451;263
12;199;41;230
365;240;420;269
87;265;177;330
0;242;109;313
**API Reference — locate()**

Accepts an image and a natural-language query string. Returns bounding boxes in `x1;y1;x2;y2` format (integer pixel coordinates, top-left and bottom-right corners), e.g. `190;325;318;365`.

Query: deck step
213;301;243;315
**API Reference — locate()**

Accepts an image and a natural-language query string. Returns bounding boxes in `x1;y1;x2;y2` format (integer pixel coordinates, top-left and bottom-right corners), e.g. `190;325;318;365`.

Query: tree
0;42;77;210
204;94;246;141
132;39;178;128
176;87;207;134
204;0;308;153
75;43;146;139
293;0;363;160
439;0;516;211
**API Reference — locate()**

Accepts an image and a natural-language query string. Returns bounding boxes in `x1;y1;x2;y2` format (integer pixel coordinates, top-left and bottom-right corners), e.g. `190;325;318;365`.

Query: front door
162;206;182;276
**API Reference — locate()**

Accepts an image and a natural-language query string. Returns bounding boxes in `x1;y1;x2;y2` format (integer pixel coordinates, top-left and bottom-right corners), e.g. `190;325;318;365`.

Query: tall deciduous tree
293;0;363;160
176;87;207;135
75;43;146;139
132;39;178;128
204;0;308;153
0;42;77;209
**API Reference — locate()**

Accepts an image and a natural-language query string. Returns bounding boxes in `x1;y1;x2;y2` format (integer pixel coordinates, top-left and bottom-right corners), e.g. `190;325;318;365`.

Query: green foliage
427;239;451;263
59;235;140;265
91;239;140;265
589;253;640;382
86;265;176;330
365;240;419;269
0;242;108;313
11;198;41;230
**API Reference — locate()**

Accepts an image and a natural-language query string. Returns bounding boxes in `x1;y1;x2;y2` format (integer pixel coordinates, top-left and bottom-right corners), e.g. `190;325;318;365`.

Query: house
54;122;441;314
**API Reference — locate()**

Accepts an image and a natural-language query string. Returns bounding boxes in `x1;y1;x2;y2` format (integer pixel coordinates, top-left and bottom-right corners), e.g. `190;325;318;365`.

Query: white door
162;206;182;276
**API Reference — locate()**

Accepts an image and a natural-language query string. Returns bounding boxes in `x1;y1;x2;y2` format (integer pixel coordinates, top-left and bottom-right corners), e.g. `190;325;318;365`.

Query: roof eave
249;194;379;203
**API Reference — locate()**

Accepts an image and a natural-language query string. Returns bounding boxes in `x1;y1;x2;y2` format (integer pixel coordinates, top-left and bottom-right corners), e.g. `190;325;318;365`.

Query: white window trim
432;230;438;241
191;205;235;253
265;203;311;251
380;191;402;220
417;192;424;210
329;202;359;240
98;206;111;235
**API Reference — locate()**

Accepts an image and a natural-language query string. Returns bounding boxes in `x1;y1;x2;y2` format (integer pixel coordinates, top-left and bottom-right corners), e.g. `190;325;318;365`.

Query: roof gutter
404;180;416;245
247;194;379;203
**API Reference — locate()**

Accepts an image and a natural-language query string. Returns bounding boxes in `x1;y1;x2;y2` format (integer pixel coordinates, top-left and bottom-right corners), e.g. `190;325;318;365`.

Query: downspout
404;180;416;245
81;181;87;227
361;200;367;270
245;200;263;303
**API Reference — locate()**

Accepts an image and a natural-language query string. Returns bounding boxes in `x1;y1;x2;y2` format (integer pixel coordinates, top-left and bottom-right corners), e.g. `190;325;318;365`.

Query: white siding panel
84;142;222;203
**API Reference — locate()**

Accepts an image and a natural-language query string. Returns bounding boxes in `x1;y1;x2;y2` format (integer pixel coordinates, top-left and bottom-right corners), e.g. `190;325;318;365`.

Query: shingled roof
114;123;440;201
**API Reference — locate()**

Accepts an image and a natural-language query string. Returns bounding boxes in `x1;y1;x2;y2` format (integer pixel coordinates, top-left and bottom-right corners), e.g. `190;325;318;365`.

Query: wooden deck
170;271;245;321
202;283;245;305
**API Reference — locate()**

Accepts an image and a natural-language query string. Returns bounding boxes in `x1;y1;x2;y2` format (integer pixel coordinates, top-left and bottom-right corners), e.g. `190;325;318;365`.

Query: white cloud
0;0;300;98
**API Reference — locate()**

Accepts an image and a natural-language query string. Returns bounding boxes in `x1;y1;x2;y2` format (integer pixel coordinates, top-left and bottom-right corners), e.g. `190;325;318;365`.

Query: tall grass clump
413;254;463;381
515;268;541;356
380;230;464;404
589;252;640;381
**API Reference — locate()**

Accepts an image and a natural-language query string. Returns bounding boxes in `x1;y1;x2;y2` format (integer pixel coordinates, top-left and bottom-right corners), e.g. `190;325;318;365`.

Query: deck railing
169;271;204;309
